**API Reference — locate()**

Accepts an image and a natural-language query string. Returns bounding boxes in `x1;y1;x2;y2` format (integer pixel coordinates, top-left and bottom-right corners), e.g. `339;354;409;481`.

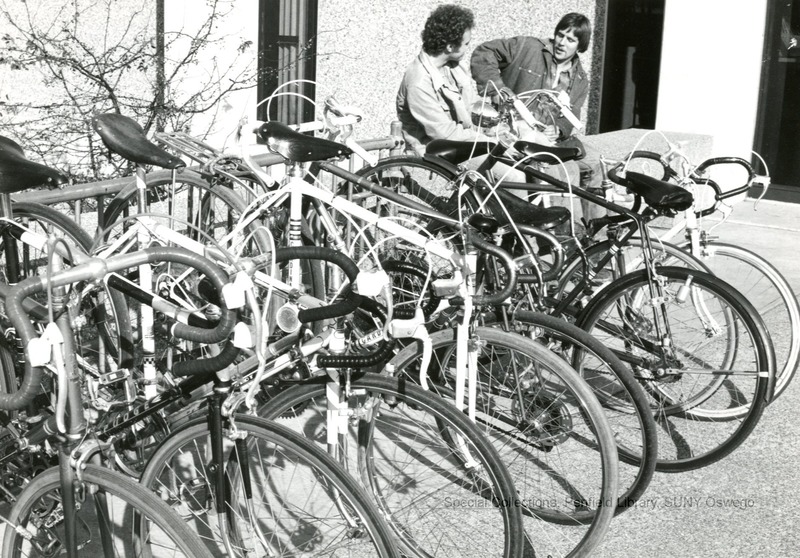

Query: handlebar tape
471;235;517;306
316;295;396;369
274;246;361;323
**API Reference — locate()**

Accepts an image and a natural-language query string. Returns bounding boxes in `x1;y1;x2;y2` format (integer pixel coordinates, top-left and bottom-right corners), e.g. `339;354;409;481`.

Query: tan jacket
396;51;486;155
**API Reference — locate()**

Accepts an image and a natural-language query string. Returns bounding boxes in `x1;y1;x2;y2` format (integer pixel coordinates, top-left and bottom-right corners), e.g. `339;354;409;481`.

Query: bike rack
11;123;405;231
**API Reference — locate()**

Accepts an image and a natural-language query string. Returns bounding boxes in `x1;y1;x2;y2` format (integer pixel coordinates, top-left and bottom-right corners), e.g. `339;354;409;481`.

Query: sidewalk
599;197;800;557
703;198;800;286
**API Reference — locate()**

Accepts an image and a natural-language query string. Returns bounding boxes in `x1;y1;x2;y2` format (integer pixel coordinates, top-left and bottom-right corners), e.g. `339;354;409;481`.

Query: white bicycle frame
97;153;502;436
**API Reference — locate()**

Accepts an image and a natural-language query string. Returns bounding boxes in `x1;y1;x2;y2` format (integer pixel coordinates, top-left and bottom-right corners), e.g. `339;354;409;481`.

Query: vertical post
155;0;166;132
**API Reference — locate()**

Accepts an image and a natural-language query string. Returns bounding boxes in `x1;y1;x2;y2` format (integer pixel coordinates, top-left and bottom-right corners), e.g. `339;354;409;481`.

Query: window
258;0;318;124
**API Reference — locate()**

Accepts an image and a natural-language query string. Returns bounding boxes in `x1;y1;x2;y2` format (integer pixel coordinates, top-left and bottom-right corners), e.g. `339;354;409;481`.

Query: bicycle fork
206;377;274;557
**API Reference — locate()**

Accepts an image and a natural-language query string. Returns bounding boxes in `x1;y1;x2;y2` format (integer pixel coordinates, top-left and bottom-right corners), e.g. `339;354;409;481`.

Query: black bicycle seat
92;113;185;170
0;136;26;158
425;140;497;165
513;141;583;163
610;169;693;214
257;121;352;163
432;185;569;231
486;186;571;230
0;136;68;194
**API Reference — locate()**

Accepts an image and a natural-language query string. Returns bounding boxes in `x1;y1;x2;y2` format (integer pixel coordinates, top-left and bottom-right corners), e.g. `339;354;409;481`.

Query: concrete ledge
583;128;713;163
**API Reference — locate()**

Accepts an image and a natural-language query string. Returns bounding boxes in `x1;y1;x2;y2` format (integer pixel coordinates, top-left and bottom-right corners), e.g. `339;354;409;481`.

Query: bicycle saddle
0;136;26;158
257;121;352;163
610;169;694;214
92;113;185;170
513;141;583;163
433;185;570;231
483;186;571;230
0;135;68;193
425;139;498;165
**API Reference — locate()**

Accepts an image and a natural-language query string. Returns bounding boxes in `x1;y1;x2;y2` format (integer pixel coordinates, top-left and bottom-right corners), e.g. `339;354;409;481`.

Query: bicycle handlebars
470;234;518;306
690;156;768;217
274;246;362;324
0;246;238;411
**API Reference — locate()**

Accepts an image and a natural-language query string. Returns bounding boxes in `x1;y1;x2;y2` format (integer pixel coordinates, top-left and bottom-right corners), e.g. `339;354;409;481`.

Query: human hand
491;87;515;107
517;122;553;146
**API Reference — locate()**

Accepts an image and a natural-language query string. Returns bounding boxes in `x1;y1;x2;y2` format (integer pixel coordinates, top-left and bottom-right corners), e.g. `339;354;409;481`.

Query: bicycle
2;229;400;557
0;136;166;486
572;145;799;403
87;109;625;557
88;111;550;558
345;98;777;473
0;224;231;556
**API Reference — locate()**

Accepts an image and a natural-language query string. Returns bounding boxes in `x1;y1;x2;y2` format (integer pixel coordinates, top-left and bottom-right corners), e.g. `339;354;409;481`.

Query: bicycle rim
388;327;619;558
259;372;524;558
577;266;773;471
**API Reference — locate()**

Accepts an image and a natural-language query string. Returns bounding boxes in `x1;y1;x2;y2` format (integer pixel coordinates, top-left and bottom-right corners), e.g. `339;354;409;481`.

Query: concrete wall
314;0;602;139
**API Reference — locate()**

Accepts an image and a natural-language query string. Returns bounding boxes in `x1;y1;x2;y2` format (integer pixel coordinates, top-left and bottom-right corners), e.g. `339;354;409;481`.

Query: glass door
753;0;800;201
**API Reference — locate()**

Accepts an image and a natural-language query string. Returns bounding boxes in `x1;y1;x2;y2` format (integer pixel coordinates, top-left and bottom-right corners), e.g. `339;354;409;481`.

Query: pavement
596;197;800;557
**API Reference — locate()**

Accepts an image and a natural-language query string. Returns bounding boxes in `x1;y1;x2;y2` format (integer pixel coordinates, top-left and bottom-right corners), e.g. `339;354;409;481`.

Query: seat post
134;163;158;399
0;192;22;282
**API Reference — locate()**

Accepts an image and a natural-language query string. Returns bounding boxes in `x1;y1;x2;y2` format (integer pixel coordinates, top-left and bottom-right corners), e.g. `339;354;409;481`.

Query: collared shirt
545;41;579;94
397;51;486;155
550;59;576;92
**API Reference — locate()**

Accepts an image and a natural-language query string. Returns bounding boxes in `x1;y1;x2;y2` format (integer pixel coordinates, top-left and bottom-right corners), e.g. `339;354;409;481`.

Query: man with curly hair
396;4;488;155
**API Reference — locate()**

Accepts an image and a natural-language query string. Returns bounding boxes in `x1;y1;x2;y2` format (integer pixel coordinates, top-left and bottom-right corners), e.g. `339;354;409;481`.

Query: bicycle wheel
576;266;774;471
387;327;619;558
479;310;658;515
567;236;799;407
258;372;524;558
680;241;800;401
2;463;214;557
353;155;459;205
138;413;399;557
103;170;254;247
348;155;462;270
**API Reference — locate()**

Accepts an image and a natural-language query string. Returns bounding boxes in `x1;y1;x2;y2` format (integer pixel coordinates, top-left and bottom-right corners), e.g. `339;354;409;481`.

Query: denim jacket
471;36;588;137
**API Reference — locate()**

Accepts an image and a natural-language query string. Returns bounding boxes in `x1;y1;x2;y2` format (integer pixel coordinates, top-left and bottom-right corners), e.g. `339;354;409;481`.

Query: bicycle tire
576;266;774;471
102;170;255;247
479;310;658;515
258;372;525;558
353;155;460;203
387;327;619;558
2;463;214;557
678;241;800;401
138;412;399;557
566;236;799;406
